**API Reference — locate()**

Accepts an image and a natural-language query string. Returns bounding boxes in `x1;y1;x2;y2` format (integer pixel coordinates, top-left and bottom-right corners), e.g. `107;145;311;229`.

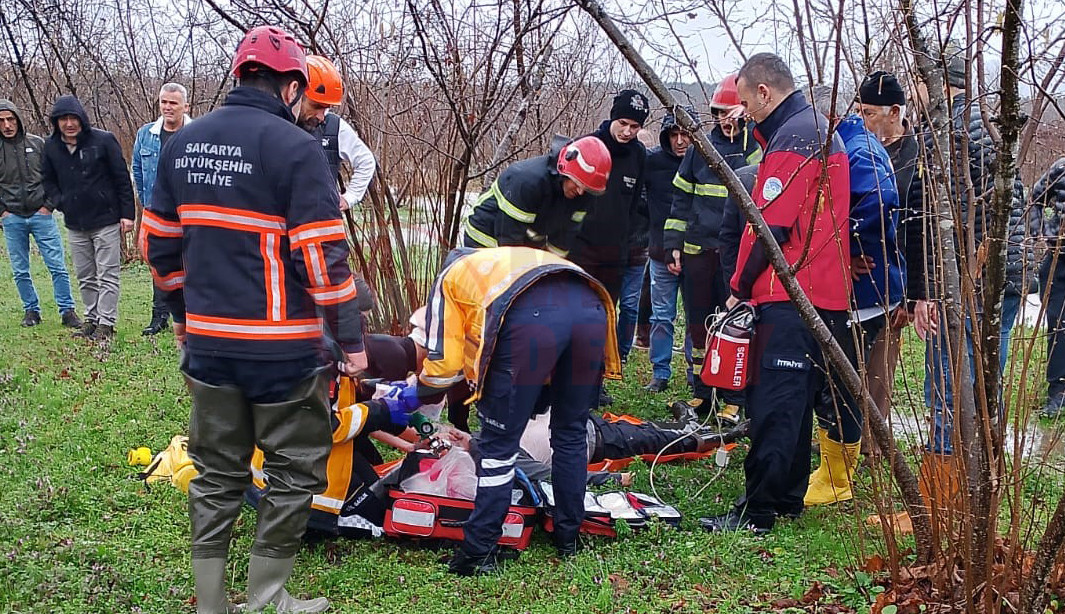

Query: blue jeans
924;292;1021;454
1;212;75;313
648;259;681;380
617;262;646;360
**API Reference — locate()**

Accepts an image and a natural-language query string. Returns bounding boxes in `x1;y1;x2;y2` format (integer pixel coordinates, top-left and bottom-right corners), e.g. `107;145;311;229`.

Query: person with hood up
41;94;135;345
663;75;762;424
642;108;696;392
0;99;80;329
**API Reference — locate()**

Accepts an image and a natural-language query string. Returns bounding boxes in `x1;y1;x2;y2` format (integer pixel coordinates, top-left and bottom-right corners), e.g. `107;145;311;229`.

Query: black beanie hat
610;89;650;125
857;71;906;107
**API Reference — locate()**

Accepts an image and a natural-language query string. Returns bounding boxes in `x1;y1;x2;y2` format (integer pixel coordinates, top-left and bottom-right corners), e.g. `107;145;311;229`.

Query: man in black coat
41;95;135;344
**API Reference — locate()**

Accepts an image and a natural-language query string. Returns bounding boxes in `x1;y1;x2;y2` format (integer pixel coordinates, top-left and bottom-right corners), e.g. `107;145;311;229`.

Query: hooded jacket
0;100;50;217
41;95;135;231
570;120;647;265
463;141;593;258
644;114;687;262
1033;157;1065;251
730;90;852;311
142;86;364;360
665;123;762;256
837;114;905;311
916;95;1034;300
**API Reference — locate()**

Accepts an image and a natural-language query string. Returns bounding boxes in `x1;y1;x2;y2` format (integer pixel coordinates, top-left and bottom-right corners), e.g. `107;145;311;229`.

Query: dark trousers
591;415;699;461
740;303;846;526
570;257;624;304
638;265;651;329
680;249;738;403
814;314;885;444
184;353;331;559
151;285;170;319
462;277;606;556
1042;254;1065;398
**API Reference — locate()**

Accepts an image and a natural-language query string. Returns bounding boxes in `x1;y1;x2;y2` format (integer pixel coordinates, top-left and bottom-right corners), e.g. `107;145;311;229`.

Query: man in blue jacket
804;86;903;506
41;95;135;345
132;83;192;336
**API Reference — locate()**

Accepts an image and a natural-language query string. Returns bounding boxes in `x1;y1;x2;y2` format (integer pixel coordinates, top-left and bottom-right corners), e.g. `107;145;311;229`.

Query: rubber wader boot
246;555;328;613
192;558;237;614
804;428;861;506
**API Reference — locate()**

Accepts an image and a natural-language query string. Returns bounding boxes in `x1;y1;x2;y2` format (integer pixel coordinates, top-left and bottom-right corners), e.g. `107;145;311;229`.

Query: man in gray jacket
0;100;80;329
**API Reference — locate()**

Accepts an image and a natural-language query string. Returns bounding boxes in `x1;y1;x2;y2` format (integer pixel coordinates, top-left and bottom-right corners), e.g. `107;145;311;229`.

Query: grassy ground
1;234;1050;613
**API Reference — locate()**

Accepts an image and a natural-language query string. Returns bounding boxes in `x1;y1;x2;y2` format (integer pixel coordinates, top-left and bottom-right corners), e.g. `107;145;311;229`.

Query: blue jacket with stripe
142;87;364;360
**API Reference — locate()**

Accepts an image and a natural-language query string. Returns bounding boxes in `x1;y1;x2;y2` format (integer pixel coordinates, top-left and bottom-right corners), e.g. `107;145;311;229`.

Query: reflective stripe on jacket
418;247;622;403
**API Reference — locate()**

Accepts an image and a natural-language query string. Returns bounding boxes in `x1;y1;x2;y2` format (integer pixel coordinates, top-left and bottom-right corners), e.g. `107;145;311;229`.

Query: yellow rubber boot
804;430;861;506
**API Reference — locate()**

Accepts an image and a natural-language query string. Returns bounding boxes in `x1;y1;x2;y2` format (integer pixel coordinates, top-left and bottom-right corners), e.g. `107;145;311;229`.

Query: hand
174;322;187;346
37;207;51;215
341;351;368;377
380;382;422;425
120;218;134;233
725;295;739;309
667;250;683;275
851;255;874;280
435;424;472;450
339;196;350;212
1;211;8;218
913;299;939;341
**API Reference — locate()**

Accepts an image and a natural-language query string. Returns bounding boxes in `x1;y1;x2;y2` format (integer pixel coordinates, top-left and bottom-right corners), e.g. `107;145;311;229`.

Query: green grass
4;234;1037;613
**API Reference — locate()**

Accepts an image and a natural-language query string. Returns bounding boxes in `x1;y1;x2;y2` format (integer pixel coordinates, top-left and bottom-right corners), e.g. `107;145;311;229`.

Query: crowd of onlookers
5;28;1065;607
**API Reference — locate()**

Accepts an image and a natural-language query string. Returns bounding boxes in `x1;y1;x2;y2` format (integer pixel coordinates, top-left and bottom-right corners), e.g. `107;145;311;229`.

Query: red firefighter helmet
557;136;611;195
305;55;344;106
231;26;308;85
710;73;743;114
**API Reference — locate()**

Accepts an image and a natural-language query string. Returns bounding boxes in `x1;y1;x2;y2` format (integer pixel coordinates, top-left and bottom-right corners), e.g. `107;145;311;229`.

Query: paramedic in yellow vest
382;246;621;575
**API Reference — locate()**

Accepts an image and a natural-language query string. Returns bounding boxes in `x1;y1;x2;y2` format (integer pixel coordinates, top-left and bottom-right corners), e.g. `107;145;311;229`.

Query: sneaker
555;536;583;558
698;509;772;535
716;404;742;426
447;549;500;576
60;310;82;328
643;378;669;393
72;321;97;338
1041;394;1065;419
20;310;41;327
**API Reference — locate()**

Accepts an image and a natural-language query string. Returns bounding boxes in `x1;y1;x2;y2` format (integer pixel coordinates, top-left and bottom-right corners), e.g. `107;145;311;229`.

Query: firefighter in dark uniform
664;74;762;425
142;26;417;614
463;136;611;257
382;247;622;575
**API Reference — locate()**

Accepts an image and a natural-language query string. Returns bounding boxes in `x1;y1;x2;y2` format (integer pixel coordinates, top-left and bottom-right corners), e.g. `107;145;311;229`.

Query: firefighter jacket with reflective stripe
417;247;622;403
250;377;403;536
142;87;364;360
464;149;592;258
731;90;852;311
664;124;761;255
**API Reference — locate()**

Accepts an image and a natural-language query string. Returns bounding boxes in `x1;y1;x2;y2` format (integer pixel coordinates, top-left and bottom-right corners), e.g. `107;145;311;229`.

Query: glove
380;383;422;425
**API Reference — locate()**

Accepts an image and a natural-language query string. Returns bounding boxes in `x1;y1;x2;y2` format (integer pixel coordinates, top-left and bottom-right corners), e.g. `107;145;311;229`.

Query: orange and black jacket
142;87;363;359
